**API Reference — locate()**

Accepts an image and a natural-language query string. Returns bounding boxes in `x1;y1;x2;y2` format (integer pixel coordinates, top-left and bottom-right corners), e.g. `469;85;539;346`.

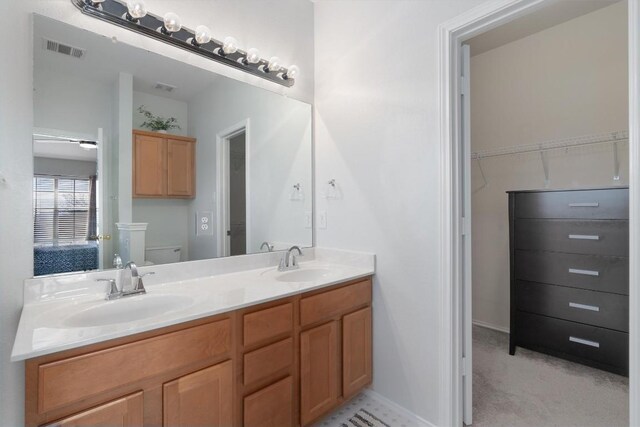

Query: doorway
439;1;640;426
216;120;250;257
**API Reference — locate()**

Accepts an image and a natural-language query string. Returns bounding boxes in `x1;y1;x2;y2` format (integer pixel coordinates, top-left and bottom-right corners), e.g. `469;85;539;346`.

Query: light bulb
222;36;238;55
284;65;299;80
126;0;147;20
193;25;212;45
86;0;105;6
163;12;182;34
266;56;281;72
245;48;261;64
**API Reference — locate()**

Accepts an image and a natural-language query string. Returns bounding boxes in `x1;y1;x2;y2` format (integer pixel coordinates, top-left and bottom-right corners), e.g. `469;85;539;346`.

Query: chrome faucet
260;241;274;252
278;246;303;271
98;261;154;300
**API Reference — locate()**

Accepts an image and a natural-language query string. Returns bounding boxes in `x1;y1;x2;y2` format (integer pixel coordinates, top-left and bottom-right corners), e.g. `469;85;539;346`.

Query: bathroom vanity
13;249;374;427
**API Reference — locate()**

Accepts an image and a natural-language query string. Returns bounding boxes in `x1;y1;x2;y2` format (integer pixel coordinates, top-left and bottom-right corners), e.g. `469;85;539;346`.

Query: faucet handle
136;271;155;291
97;278;119;300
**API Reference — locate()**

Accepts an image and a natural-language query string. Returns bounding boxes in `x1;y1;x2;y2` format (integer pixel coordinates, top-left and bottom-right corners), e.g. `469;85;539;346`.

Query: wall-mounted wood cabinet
132;130;196;199
25;277;372;427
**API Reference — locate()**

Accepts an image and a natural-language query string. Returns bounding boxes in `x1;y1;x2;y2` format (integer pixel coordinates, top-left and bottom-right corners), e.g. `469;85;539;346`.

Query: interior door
461;43;473;426
96;127;106;269
229;132;247;256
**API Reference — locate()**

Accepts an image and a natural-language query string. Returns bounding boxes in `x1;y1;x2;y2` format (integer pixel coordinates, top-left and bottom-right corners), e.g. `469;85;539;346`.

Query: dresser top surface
506;186;628;194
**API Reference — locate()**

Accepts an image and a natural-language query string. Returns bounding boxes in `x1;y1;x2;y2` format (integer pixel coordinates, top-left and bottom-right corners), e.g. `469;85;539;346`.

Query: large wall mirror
32;15;313;277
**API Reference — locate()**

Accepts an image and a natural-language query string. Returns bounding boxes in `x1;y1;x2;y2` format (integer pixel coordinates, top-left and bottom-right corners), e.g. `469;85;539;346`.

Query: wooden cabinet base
25;277;373;427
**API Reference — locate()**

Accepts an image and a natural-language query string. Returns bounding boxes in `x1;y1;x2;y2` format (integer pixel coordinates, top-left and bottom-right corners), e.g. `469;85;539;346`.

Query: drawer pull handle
568;202;600;207
568;268;600;277
569;302;600;312
568;234;600;240
569;336;600;348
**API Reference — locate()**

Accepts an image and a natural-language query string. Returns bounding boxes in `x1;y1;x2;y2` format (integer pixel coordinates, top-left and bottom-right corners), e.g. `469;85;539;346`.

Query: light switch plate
196;211;214;236
318;211;327;229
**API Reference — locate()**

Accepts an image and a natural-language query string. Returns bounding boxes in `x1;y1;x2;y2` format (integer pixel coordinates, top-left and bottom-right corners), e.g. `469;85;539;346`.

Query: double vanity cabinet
24;277;372;427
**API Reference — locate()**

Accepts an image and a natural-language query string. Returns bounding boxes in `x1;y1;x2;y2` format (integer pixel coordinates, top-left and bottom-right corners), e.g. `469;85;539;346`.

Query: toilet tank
145;245;182;265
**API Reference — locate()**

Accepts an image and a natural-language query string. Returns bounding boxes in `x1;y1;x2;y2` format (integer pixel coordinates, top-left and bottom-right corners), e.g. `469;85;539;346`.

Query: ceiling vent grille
43;38;86;59
154;82;177;92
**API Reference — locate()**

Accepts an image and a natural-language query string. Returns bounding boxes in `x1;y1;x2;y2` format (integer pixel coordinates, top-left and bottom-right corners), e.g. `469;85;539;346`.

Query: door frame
437;1;640;426
216;119;250;257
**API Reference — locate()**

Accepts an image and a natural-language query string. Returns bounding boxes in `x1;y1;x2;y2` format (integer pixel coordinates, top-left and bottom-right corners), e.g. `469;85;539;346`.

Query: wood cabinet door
243;376;294;427
44;392;143;427
133;134;165;197
166;139;195;197
342;307;372;398
163;361;233;427
300;321;339;426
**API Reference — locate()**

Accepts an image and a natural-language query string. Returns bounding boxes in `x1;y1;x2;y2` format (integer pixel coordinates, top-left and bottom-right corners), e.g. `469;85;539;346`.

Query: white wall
470;2;629;331
132;90;190;261
189;76;313;259
0;1;313;425
132;91;189;137
314;1;486;424
34;158;97;177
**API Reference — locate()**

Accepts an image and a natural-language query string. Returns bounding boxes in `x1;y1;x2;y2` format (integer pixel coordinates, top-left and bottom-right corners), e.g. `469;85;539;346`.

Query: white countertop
11;248;375;361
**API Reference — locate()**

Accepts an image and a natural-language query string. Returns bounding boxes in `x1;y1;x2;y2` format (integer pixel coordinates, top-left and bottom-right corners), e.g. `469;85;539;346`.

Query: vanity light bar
71;0;297;87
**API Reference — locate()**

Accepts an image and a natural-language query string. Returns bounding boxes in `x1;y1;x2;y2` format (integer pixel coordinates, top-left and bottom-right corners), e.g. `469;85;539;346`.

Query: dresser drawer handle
568;234;600;240
568;202;600;207
569;302;600;312
568;268;599;277
569;336;600;348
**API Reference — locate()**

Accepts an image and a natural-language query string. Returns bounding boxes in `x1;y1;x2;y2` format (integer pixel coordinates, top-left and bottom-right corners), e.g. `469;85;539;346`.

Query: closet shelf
470;130;628;160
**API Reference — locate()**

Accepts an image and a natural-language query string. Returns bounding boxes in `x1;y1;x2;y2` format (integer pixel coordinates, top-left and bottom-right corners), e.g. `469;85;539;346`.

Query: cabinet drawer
515;219;628;256
516;311;628;374
43;392;143;427
244;338;294;386
243;303;293;347
38;319;231;413
300;279;372;327
516;281;628;332
515;189;628;219
244;376;294;427
515;250;628;295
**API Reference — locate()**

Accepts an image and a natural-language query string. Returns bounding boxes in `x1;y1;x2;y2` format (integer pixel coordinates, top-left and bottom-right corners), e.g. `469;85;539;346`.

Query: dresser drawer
243;303;293;348
243;338;294;386
515;189;628;219
516;281;628;332
515;250;628;294
515;219;628;256
516;311;628;374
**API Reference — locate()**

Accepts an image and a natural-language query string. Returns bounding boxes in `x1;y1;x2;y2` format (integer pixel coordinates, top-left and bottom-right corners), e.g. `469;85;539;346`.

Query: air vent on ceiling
43;38;86;59
154;82;177;92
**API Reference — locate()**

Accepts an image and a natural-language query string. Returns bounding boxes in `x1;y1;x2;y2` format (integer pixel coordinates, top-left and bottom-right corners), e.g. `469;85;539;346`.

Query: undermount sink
62;294;195;328
275;268;334;283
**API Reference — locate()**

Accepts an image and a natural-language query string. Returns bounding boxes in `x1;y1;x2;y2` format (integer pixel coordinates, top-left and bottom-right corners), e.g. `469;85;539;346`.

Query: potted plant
137;105;181;134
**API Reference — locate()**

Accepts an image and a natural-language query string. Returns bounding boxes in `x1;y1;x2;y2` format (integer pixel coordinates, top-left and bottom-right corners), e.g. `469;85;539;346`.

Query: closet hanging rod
471;130;628;160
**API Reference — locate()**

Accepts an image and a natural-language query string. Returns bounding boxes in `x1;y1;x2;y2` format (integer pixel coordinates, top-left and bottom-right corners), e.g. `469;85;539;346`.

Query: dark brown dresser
508;187;629;375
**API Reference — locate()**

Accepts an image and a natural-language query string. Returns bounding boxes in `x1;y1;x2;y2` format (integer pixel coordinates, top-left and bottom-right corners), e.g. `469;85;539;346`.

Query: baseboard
472;319;510;334
362;389;437;427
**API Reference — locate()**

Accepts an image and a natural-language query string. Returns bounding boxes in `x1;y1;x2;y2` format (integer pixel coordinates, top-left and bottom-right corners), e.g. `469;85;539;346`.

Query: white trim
115;222;148;231
472;319;509;334
362;389;436;427
439;1;639;426
215;119;250;257
629;1;639;426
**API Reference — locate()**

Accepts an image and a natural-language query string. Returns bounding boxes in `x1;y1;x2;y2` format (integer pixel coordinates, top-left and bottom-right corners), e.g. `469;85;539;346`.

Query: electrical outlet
318;211;327;229
196;211;214;236
305;211;312;228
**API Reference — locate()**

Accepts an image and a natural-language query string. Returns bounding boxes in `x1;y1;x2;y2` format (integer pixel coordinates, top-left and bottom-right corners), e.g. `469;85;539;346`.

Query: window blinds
33;176;91;245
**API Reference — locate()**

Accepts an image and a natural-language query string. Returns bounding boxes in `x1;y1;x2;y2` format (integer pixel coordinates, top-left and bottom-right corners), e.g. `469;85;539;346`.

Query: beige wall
470;2;628;331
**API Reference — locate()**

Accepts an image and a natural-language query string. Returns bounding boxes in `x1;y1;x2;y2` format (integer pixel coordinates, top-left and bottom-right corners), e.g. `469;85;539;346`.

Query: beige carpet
472;325;628;427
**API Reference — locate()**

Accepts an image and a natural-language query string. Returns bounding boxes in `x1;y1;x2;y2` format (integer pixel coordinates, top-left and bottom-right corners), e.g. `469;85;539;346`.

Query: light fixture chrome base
71;0;295;87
